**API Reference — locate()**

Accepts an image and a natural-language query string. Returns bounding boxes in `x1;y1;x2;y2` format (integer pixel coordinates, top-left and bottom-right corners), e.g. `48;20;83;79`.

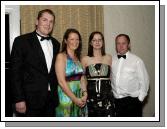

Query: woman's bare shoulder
103;54;112;65
81;56;90;67
104;54;112;61
105;54;112;58
57;52;66;57
81;56;90;62
56;52;67;62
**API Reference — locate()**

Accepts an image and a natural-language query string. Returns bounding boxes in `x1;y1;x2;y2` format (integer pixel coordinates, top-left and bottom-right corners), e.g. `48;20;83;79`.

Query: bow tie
117;55;126;59
36;32;51;41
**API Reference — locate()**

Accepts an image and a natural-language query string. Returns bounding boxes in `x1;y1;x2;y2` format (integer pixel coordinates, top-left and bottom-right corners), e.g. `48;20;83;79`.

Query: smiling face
116;35;130;55
91;34;103;50
36;12;54;36
66;32;80;51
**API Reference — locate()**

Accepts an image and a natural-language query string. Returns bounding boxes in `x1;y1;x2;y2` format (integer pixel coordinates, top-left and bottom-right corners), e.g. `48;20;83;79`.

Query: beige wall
20;5;103;56
104;5;155;116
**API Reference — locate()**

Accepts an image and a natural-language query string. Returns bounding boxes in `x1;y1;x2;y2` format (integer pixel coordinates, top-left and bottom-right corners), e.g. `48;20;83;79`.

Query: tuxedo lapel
29;31;48;75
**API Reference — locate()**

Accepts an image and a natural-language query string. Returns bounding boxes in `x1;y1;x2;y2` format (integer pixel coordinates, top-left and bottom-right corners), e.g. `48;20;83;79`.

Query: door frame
5;5;20;52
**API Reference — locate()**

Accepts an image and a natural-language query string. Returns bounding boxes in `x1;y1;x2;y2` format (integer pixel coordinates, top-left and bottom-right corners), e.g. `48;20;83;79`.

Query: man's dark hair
115;34;131;51
115;34;130;44
37;9;55;22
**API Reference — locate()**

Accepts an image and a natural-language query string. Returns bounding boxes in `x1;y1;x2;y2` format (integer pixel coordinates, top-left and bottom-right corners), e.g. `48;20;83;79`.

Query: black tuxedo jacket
10;31;60;109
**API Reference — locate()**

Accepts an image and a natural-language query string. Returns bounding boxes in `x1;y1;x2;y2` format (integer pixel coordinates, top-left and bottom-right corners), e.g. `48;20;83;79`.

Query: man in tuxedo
111;34;149;117
10;9;60;116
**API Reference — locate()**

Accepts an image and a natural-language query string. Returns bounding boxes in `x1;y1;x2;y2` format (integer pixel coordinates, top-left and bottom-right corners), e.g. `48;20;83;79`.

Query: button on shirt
37;34;53;91
111;51;149;101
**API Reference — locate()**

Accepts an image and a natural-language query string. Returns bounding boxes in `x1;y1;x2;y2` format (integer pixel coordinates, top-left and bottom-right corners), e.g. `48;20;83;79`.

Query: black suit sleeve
10;37;26;103
56;43;60;56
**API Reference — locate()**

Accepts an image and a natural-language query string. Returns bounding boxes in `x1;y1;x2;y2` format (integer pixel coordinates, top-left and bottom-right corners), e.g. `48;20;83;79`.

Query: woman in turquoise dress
55;28;87;117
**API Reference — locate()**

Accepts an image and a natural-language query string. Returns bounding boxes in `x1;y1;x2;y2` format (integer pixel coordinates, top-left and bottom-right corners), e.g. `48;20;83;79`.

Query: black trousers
15;92;55;117
114;96;142;117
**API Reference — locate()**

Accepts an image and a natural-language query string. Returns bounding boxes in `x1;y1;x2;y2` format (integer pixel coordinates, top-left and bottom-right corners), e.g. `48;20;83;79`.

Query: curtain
20;5;104;56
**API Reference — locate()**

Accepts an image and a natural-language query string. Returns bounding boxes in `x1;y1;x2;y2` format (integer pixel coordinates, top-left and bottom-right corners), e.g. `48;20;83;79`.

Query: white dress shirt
111;51;149;101
37;34;53;91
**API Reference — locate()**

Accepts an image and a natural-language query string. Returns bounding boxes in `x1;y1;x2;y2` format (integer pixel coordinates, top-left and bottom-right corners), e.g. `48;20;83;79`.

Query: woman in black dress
81;31;115;117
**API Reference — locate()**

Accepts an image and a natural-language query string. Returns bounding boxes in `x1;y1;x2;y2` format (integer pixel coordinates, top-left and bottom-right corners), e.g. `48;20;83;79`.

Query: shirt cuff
138;92;147;102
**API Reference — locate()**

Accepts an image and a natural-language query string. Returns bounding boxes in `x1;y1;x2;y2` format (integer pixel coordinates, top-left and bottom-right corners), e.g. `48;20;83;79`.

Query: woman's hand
73;98;85;108
81;92;87;105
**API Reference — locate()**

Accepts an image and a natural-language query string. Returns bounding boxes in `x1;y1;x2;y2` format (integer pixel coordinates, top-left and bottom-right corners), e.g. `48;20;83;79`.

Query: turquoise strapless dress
56;55;86;117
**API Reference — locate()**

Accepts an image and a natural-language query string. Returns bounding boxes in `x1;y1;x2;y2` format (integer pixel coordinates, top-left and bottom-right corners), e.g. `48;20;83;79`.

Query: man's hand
15;101;26;113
